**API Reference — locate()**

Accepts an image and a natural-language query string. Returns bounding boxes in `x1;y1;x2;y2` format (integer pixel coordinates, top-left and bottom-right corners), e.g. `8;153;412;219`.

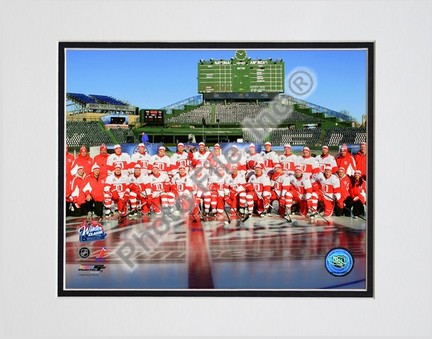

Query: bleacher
67;93;98;104
242;128;322;147
89;94;127;106
166;102;320;125
110;127;138;143
322;128;366;146
270;128;322;146
215;102;319;125
165;105;212;124
66;122;112;147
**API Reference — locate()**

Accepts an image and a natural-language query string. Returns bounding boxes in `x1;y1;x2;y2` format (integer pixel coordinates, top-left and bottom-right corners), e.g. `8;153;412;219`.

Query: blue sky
66;48;367;122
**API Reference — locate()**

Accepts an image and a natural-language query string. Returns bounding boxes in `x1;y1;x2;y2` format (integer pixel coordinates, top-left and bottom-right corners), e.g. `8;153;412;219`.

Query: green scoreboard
198;50;284;94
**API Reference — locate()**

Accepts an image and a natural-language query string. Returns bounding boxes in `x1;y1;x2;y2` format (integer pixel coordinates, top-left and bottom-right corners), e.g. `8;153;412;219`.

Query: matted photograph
58;42;374;296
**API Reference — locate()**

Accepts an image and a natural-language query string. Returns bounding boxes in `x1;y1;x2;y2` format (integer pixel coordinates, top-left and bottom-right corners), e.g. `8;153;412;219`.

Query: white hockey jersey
247;172;271;194
279;153;299;175
104;173;131;198
129;172;150;192
224;172;246;193
244;152;265;171
313;172;341;201
171;173;194;194
107;152;132;176
260;150;280;172
170;151;191;175
146;172;170;198
150;154;171;174
315;154;338;173
191;151;210;168
131;152;152;173
298;156;320;179
209;173;229;196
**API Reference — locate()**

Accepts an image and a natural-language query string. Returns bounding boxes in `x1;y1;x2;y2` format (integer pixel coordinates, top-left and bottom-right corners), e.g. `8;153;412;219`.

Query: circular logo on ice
78;247;90;259
325;248;354;277
287;68;316;97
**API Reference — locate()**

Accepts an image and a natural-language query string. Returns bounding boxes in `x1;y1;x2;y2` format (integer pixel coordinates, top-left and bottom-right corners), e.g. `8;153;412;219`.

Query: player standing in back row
279;144;298;176
261;141;280;174
107;144;131;176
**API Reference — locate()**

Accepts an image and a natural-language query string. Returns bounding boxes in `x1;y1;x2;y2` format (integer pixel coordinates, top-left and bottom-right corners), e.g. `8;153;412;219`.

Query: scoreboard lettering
198;50;284;94
141;109;165;126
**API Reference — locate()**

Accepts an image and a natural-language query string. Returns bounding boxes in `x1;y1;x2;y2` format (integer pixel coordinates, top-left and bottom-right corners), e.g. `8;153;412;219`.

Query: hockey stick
267;203;292;223
222;207;232;226
308;206;331;224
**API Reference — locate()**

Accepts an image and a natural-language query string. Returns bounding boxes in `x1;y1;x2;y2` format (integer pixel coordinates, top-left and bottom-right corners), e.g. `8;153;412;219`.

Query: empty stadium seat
322;127;366;146
166;105;212;124
89;94;127;106
66;121;112;147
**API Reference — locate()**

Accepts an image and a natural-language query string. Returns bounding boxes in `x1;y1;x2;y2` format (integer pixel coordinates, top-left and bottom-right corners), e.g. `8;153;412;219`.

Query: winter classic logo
325;248;354;277
78;220;107;242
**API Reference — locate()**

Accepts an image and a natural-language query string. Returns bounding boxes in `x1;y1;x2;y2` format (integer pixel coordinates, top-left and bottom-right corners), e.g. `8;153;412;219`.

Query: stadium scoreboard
141;109;165;126
198;50;285;94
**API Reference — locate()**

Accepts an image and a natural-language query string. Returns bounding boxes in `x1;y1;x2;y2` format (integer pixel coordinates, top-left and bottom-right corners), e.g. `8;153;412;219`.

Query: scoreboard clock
198;50;284;94
142;109;165;126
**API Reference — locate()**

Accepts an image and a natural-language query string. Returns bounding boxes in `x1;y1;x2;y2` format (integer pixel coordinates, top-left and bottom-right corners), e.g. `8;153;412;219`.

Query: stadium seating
166;102;320;125
165;105;212;124
66;122;112;147
110;127;138;143
270;128;322;146
322;128;366;146
242;128;322;146
67;93;98;104
89;94;127;106
215;102;320;125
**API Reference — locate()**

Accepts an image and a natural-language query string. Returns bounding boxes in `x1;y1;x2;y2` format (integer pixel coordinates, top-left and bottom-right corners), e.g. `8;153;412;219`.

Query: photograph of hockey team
61;45;372;294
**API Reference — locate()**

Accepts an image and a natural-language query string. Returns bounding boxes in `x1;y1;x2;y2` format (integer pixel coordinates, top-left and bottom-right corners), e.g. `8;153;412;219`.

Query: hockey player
70;165;87;216
285;166;318;218
224;165;247;215
269;164;290;215
129;164;152;216
189;142;210;169
313;165;341;217
93;144;109;177
244;143;264;180
261;141;280;174
348;170;366;219
208;166;230;216
150;146;171;175
335;144;357;176
335;167;352;216
316;145;338;174
145;166;175;215
354;142;367;180
189;164;211;216
245;164;271;216
279;144;298;176
298;146;320;179
225;144;246;175
66;146;75;183
170;142;191;176
171;164;199;218
71;145;93;176
82;163;107;218
103;163;131;217
107;144;132;176
131;143;152;175
207;143;228;173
